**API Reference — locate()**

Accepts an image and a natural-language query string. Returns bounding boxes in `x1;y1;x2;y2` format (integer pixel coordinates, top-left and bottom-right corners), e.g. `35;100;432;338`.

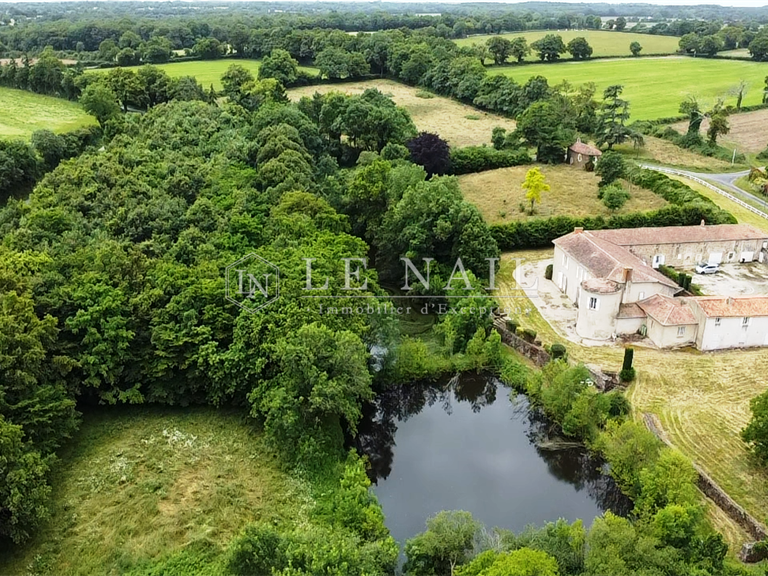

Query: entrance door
652;254;665;269
709;252;723;264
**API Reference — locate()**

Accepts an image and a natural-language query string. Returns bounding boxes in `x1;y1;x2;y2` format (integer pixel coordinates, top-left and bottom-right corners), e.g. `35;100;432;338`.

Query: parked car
695;262;720;274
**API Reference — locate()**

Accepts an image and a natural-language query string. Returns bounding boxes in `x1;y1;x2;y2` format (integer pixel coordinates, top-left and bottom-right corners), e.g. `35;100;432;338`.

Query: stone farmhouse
551;224;768;350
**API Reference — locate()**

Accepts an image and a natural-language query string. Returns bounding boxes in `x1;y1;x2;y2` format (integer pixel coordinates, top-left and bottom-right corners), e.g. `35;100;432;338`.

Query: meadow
0;86;96;138
492;56;768;120
493;181;768;552
86;59;318;91
0;407;310;576
455;30;680;59
288;79;517;147
671;108;768;154
459;164;668;224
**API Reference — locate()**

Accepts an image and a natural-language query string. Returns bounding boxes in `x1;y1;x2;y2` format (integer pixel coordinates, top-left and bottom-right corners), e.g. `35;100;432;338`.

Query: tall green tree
595;85;633;150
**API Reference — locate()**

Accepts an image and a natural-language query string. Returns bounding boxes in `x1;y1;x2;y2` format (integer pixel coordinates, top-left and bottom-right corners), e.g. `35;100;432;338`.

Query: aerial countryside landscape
7;1;768;575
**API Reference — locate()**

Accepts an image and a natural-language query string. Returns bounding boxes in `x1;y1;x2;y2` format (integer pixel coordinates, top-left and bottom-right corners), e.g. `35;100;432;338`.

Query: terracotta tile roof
591;224;767;246
691;296;768;318
637;294;697;325
569;139;602;156
553;232;680;290
618;302;646;319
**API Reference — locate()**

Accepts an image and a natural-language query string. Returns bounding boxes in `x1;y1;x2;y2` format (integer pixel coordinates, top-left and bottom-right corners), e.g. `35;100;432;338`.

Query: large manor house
551;223;768;350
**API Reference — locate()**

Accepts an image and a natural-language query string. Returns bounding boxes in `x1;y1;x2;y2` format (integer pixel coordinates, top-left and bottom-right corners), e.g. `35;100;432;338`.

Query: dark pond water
356;372;630;549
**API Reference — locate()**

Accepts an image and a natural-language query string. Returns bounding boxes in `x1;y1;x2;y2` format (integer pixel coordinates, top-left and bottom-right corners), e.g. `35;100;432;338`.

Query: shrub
415;90;434;99
601;184;631;211
622;347;634;371
381;142;410;161
619;367;636;382
449;146;530;175
517;327;537;343
595;151;625;187
505;318;519;333
545;263;553;280
550;343;567;360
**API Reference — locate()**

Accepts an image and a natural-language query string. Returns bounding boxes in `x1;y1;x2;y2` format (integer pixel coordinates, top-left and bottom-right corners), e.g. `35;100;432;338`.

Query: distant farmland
491;56;768;120
86;59;319;90
455;30;680;59
0;86;96;138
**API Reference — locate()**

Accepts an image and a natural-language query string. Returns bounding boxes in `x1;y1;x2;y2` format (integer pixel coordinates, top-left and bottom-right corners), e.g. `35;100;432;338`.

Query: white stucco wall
623;281;676;304
553;245;594;304
646;318;698;348
698;316;768;351
616;316;645;335
576;287;622;340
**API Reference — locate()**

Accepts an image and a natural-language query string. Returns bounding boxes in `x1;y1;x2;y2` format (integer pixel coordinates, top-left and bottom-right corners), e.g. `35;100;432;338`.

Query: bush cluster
449;146;531;175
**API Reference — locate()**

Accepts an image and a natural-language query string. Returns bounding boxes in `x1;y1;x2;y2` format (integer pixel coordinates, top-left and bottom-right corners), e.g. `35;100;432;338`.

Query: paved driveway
684;262;768;297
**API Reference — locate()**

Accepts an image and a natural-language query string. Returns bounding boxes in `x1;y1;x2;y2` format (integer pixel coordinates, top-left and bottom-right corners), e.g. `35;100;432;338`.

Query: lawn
491;57;768;121
288;79;516;147
86;59;318;91
494;251;765;552
0;86;96;138
456;30;680;59
0;407;311;576
459;164;668;224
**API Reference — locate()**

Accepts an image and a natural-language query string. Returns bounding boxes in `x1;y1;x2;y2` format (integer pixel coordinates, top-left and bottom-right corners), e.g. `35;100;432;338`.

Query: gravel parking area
685;262;768;297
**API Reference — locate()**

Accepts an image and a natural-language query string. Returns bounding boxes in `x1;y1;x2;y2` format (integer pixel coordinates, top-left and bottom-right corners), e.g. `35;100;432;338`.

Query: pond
356;372;631;551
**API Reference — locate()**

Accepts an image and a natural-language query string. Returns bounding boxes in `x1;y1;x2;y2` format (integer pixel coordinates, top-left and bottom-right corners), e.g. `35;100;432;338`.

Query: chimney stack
623;267;633;283
727;296;734;306
574;227;584;234
700;219;706;226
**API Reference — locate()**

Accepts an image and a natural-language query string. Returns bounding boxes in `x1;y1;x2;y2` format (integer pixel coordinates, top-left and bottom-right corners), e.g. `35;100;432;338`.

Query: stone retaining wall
492;320;620;391
643;413;768;561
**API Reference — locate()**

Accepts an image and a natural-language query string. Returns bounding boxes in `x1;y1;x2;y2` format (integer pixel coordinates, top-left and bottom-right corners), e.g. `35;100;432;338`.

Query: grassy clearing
671;108;768;155
456;30;680;59
491;57;768;121
288;79;516;147
459;164;668;224
0;407;310;576
615;135;734;171
86;59;318;91
495;251;764;552
0;86;96;138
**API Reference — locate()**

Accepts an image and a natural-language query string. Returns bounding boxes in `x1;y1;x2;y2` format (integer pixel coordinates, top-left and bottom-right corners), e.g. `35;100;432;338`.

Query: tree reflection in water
354;372;630;516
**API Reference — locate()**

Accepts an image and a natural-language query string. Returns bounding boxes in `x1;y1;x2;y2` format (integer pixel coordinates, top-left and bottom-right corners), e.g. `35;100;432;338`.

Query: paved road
641;164;768;212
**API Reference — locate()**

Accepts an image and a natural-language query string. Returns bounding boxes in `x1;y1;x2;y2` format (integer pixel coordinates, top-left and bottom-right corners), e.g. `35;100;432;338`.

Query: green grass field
456;30;680;59
0;86;96;138
0;407;311;576
86;59;319;91
491;57;768;121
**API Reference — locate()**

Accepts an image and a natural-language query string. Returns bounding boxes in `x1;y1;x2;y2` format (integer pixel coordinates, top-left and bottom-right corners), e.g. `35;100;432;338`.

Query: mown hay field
459;164;668;225
671;108;768;154
0;86;96;138
288;79;516;147
455;30;680;59
86;59;318;91
492;57;768;120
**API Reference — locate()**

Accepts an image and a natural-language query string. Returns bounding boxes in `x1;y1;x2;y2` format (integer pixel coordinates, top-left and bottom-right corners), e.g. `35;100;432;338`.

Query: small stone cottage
567;138;602;169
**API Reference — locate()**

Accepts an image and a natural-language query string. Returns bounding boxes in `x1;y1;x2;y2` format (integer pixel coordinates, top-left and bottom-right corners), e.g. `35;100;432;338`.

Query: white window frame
589;297;599;311
743;317;751;327
714;317;721;327
677;326;686;337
